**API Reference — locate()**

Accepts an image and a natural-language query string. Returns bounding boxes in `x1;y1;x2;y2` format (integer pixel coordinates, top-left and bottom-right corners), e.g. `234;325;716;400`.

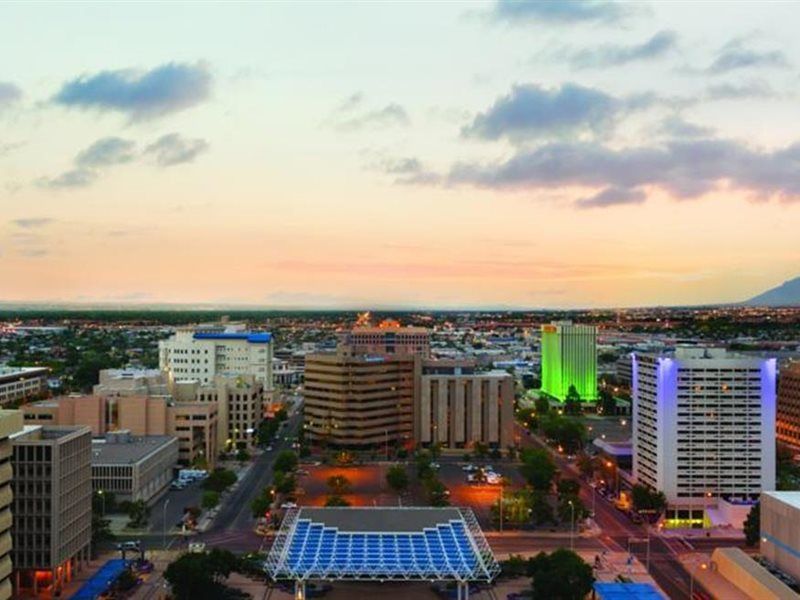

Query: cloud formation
462;83;635;141
658;115;715;138
53;62;211;122
75;137;136;167
37;168;97;189
144;133;209;166
562;30;677;69
445;137;800;204
707;39;788;74
12;218;55;229
493;0;629;24
576;186;646;209
0;82;22;109
334;103;409;131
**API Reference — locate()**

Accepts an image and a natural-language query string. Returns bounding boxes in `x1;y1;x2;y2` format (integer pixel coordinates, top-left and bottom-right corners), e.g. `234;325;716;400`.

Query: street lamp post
162;498;171;550
98;490;106;517
689;559;708;598
568;500;575;551
499;482;504;534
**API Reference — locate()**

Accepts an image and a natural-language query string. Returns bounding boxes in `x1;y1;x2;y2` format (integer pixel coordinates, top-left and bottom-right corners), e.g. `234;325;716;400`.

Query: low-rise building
0;411;24;600
0;367;48;407
90;431;178;503
22;393;219;469
11;425;92;597
761;491;800;584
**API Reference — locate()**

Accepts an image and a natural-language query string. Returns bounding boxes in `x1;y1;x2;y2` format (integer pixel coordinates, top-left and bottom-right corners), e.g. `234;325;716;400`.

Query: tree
744;502;760;547
250;489;273;518
529;549;594;600
164;549;239;600
273;471;297;495
202;491;220;510
91;513;114;557
563;385;582;416
541;415;586;454
597;388;617;416
474;442;489;459
530;491;555;526
558;494;588;524
325;495;351;507
415;450;434;479
576;453;598;479
519;448;557;492
126;500;150;529
235;449;250;462
631;484;667;513
534;395;550;416
424;476;450;507
327;474;351;495
203;468;238;493
386;465;409;494
273;450;298;474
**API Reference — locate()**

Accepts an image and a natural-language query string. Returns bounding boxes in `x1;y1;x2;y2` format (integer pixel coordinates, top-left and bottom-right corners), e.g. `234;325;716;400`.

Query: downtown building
304;347;514;452
159;323;274;394
0;411;23;600
632;347;776;528
304;352;416;449
540;321;598;402
0;367;49;408
416;359;514;450
10;425;92;597
338;320;431;357
777;361;800;449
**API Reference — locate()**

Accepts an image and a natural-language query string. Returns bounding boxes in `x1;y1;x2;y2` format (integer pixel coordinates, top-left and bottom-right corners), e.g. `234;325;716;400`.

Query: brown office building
11;425;92;597
304;353;416;448
0;411;23;600
338;322;431;357
777;362;800;449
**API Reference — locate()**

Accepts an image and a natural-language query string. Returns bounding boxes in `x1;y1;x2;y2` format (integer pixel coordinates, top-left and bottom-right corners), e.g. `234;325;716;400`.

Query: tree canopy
529;549;594;600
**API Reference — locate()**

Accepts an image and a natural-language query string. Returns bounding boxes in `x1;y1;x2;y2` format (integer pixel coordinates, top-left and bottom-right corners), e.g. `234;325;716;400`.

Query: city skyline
3;2;800;309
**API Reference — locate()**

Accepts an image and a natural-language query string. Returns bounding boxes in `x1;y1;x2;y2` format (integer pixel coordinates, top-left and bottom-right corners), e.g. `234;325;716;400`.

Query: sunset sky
2;1;800;309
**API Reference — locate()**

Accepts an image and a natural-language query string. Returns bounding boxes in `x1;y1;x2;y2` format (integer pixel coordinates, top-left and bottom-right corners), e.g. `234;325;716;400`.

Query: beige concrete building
11;425;92;597
761;491;800;584
417;360;514;451
91;431;178;503
304;353;416;448
93;368;169;397
21;394;218;469
0;411;23;600
339;322;431;357
777;362;800;449
0;367;48;407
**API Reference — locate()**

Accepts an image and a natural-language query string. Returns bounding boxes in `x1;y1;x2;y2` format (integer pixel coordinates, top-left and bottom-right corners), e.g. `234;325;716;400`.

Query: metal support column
295;580;306;600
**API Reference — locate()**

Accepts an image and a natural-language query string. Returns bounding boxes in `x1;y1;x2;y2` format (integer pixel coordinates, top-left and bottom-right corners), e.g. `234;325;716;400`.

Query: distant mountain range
745;276;800;306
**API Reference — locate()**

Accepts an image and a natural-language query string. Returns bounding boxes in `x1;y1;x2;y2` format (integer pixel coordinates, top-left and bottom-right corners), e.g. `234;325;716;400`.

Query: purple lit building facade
633;347;776;528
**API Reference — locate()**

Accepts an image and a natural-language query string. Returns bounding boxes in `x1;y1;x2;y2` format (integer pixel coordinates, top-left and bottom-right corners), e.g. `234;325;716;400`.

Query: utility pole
162;498;171;550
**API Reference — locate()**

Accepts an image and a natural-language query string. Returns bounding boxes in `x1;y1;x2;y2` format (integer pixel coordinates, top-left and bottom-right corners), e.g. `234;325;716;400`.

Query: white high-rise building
633;347;776;527
159;323;274;392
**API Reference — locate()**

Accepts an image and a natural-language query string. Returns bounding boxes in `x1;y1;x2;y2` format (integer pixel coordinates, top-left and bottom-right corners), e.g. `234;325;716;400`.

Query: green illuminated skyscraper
540;321;597;402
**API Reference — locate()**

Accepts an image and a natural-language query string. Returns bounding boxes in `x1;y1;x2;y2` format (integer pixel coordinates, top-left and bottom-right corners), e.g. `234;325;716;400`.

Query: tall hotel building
633;347;776;527
540;321;598;402
777;362;800;449
159;323;273;393
0;411;22;600
304;352;416;448
338;320;431;356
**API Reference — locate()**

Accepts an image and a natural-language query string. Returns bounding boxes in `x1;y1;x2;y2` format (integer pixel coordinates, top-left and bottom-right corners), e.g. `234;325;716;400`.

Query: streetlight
689;559;708;598
162;498;171;550
98;490;106;517
568;500;575;551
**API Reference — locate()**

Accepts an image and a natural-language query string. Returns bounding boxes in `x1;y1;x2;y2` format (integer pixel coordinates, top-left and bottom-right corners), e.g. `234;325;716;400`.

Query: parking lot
293;459;525;529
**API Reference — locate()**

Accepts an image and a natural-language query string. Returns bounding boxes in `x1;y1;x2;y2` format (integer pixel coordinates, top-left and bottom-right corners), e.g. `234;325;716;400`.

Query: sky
2;0;800;309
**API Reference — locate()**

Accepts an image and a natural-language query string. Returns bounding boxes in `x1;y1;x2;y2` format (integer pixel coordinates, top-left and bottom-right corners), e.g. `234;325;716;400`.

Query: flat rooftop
763;491;800;511
91;435;175;465
297;507;464;532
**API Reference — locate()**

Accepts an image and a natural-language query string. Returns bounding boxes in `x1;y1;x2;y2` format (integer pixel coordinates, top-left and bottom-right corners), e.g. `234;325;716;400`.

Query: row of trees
415;450;450;506
251;450;299;518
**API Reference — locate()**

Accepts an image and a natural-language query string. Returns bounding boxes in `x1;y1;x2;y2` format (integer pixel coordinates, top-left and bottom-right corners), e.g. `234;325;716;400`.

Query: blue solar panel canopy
265;507;500;582
593;582;666;600
72;559;130;600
